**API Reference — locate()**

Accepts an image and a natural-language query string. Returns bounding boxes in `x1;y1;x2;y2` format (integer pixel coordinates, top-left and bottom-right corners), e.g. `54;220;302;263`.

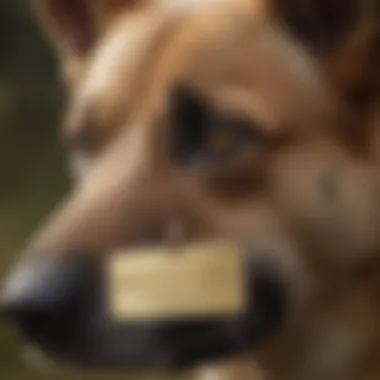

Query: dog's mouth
0;241;289;371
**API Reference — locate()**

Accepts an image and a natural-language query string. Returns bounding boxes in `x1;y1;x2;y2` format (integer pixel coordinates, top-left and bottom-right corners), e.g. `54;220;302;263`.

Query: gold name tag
106;242;247;321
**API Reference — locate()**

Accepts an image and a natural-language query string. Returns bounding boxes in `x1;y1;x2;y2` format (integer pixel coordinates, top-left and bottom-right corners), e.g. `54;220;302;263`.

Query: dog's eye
169;87;263;166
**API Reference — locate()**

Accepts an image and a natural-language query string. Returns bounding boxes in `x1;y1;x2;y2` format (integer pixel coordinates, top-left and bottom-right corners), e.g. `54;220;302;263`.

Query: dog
1;1;380;380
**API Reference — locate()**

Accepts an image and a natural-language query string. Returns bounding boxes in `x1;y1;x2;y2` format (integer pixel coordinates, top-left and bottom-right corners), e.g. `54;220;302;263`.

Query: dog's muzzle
0;243;288;371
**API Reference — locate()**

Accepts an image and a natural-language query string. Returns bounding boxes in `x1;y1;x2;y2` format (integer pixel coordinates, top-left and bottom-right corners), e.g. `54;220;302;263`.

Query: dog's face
1;0;379;375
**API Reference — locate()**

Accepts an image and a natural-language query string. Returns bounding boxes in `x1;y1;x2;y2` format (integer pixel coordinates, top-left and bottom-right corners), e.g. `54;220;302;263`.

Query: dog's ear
31;0;138;78
272;0;375;52
272;0;378;108
32;0;97;59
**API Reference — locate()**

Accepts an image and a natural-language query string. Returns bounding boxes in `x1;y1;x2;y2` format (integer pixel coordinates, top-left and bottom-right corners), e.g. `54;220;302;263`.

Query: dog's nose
0;255;91;314
0;255;91;349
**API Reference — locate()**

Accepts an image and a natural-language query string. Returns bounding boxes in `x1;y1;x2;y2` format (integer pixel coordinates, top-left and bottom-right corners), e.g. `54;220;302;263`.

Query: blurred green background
0;1;186;379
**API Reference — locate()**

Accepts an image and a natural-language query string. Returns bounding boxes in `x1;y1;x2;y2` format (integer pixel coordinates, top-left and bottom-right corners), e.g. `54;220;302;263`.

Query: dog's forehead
66;0;267;134
67;0;329;143
76;0;265;102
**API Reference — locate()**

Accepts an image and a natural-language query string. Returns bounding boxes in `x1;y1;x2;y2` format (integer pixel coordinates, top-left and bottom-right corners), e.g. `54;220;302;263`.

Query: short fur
13;0;380;379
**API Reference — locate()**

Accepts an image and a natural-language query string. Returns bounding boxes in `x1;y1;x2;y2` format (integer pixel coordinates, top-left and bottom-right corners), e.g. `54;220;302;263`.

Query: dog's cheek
271;146;379;268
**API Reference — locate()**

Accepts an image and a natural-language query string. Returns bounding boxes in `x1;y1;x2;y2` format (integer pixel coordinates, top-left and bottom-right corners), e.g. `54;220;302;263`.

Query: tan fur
24;1;380;379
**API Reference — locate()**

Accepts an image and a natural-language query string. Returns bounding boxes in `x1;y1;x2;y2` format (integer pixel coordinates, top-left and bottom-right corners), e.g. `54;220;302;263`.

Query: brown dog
1;1;380;380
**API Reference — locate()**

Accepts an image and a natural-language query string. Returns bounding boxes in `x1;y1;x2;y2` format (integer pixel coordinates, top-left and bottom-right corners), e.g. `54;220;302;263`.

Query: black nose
0;255;92;353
